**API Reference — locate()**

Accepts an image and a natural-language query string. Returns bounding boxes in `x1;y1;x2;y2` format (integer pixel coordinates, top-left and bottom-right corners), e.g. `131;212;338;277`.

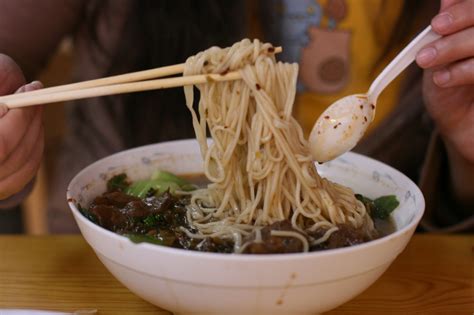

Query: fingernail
416;47;437;66
15;81;43;94
15;85;26;93
23;81;43;92
434;69;451;86
432;12;453;32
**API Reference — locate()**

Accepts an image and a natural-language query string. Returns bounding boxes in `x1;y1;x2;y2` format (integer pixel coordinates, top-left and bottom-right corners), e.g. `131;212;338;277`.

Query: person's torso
262;0;406;135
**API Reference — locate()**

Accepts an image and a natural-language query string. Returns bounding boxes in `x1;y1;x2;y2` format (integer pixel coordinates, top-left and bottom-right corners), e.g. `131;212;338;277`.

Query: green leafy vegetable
125;180;180;198
125;234;167;246
143;213;165;227
151;170;195;191
373;195;400;219
107;173;129;192
355;194;399;220
124;232;176;246
124;170;195;198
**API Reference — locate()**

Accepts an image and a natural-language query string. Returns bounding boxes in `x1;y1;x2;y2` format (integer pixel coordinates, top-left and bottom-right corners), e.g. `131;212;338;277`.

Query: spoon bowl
309;94;374;162
309;25;440;162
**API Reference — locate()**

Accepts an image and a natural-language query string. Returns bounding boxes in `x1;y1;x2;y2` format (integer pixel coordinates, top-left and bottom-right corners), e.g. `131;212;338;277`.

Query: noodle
183;39;374;252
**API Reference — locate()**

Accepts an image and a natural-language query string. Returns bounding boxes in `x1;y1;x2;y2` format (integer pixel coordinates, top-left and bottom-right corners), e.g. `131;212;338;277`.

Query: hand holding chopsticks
0;47;281;109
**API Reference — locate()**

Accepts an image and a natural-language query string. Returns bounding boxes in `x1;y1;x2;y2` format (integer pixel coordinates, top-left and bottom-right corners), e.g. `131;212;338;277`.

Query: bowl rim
67;139;425;262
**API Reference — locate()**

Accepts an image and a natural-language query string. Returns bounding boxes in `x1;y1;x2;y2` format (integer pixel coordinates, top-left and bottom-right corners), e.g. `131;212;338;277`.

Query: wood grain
0;236;165;314
0;235;472;314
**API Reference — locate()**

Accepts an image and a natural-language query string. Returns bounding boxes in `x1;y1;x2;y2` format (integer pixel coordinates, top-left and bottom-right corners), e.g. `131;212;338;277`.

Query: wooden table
0;234;472;314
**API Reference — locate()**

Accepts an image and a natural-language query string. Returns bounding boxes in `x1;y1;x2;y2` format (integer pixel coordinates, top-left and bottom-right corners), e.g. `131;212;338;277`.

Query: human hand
416;0;474;207
416;0;474;163
0;54;44;200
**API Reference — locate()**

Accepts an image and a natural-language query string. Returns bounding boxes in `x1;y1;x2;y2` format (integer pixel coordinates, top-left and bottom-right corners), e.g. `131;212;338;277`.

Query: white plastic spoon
309;25;441;162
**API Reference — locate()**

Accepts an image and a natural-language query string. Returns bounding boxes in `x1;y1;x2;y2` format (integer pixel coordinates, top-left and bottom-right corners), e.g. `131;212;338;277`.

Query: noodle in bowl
67;139;424;315
181;39;375;253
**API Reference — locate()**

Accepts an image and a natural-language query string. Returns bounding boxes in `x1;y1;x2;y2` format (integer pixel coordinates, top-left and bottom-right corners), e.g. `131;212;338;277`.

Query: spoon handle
367;25;441;105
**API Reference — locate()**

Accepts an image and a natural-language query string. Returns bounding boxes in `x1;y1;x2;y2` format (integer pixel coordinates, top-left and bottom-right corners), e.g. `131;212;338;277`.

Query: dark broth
80;173;397;254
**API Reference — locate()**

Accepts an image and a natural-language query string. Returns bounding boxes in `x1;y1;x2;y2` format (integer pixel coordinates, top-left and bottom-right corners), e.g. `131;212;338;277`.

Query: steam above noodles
182;39;375;252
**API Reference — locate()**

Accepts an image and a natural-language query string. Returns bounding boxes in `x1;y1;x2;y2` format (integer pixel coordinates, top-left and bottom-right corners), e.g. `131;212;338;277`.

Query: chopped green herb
107;173;129;192
143;214;158;227
78;203;98;224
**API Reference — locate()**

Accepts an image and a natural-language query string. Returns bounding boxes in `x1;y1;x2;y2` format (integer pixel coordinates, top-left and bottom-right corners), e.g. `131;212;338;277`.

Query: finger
432;57;474;87
432;0;474;35
440;0;464;11
416;26;474;68
0;81;43;118
0;104;7;118
0;81;43;164
0;107;43;180
0;54;25;95
0;123;44;199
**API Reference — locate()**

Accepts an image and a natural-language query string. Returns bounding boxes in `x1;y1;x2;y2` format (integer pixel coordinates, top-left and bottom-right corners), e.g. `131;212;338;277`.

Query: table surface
0;234;472;314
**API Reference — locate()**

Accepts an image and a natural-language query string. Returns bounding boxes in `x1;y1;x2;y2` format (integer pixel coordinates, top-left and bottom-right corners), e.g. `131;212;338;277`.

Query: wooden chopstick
0;46;282;109
0;63;184;102
2;72;241;108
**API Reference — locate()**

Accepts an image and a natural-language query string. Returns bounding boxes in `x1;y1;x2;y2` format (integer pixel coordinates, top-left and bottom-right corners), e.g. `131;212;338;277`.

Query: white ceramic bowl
67;139;424;315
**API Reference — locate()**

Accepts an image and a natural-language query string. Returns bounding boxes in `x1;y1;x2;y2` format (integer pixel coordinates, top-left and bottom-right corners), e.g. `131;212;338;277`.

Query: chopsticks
0;47;282;109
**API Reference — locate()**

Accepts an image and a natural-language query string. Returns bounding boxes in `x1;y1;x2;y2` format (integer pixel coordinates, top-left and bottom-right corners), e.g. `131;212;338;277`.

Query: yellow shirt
262;0;406;135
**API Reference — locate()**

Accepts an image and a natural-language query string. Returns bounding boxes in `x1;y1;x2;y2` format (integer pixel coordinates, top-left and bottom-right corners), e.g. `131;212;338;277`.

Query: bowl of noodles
67;39;424;314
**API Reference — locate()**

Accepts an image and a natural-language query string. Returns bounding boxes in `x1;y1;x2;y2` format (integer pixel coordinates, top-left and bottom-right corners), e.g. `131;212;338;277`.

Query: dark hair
88;1;245;148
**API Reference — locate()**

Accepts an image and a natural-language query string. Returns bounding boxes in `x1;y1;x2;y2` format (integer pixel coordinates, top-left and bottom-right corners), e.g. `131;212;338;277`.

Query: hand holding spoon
309;25;441;162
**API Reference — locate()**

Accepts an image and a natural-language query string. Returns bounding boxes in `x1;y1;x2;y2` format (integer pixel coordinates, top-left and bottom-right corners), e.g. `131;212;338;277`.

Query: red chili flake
364;116;368;122
220;68;229;76
371;104;375;110
324;115;330;119
359;105;363;109
268;46;275;53
256;83;261;90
